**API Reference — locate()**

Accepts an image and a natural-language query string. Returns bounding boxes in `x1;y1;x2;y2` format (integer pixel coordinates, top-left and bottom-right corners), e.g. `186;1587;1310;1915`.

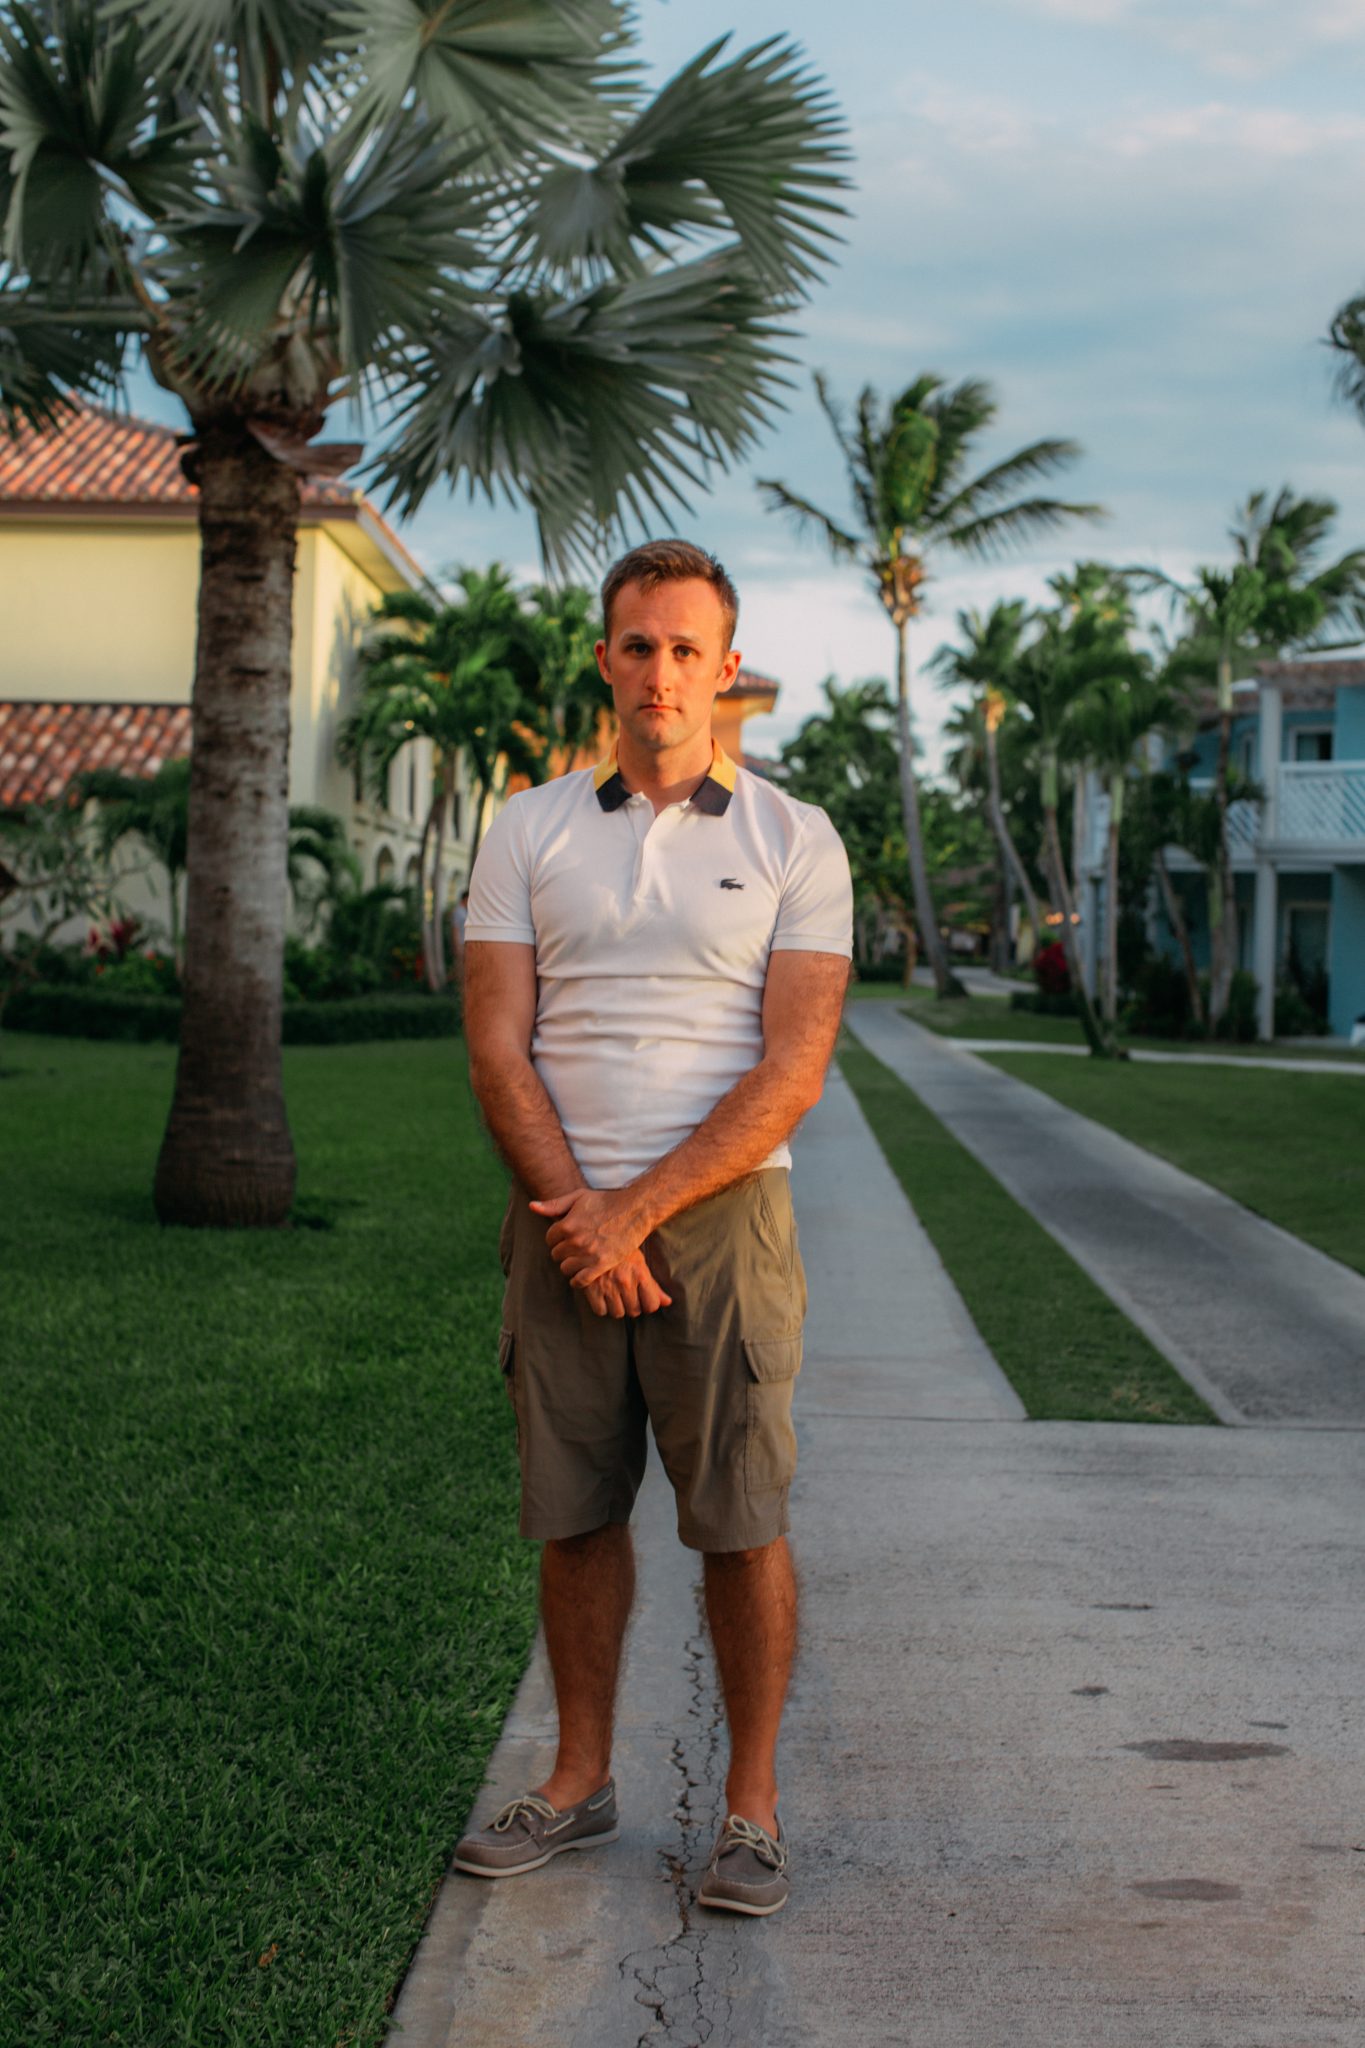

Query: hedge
4;984;460;1044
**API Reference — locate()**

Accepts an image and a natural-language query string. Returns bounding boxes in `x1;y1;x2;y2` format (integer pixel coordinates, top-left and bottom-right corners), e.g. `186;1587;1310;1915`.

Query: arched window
404;855;420;888
375;845;395;887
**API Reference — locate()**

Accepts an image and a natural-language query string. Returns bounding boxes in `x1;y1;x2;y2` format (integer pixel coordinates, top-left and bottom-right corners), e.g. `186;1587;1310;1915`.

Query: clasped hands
528;1186;671;1320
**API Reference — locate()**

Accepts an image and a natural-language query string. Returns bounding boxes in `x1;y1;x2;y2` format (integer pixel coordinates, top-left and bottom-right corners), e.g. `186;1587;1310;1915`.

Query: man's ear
594;637;611;685
715;646;743;694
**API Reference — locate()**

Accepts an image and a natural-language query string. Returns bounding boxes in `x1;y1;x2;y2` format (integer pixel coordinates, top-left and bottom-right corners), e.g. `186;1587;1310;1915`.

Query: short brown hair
600;539;739;651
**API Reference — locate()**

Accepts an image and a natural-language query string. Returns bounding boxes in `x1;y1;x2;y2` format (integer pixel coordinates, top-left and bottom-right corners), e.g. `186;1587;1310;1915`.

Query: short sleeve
464;798;535;944
770;808;854;957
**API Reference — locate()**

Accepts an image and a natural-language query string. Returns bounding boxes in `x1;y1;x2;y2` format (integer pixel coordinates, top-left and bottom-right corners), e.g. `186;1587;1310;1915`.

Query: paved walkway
847;1003;1365;1428
386;1068;1365;2048
928;1037;1365;1076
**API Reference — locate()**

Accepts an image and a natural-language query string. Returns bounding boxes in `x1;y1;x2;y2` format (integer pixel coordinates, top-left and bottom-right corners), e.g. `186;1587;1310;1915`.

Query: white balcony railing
1278;761;1365;843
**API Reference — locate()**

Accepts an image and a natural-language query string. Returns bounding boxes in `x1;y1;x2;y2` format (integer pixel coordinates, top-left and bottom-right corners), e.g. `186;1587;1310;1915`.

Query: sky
126;0;1365;774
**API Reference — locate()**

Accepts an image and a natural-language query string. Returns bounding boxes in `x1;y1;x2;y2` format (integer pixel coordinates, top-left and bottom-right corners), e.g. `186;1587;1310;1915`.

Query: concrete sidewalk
387;1066;1365;2048
918;1037;1365;1076
847;1001;1365;1429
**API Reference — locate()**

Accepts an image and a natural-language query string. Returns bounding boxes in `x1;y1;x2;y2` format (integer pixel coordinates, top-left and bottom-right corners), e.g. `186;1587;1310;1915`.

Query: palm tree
0;3;850;1226
759;372;1101;997
339;565;543;989
1065;660;1178;1025
1122;487;1363;1026
1005;566;1138;1057
930;600;1043;952
525;581;611;778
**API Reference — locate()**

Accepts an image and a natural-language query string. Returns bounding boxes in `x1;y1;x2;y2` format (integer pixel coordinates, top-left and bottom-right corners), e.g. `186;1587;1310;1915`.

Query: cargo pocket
742;1334;802;1493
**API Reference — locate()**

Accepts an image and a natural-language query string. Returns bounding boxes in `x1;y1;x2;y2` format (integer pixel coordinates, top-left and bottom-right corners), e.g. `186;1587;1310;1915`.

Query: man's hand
581;1247;673;1320
529;1186;650;1290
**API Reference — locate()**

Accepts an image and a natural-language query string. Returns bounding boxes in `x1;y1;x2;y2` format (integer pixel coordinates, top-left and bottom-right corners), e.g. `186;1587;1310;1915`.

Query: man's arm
464;940;672;1317
531;948;851;1289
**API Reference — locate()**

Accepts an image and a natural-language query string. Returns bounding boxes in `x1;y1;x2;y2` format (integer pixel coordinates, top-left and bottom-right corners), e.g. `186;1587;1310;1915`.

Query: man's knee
702;1534;787;1573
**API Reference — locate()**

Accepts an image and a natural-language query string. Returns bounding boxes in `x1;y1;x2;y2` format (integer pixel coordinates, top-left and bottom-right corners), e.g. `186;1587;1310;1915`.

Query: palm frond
0;282;132;428
369;249;798;571
754;477;862;562
332;0;636;166
932;436;1086;532
944;494;1105;562
100;0;335;95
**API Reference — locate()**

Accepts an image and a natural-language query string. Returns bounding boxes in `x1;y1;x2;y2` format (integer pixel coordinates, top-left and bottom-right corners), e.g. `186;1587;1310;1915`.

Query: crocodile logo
718;877;745;890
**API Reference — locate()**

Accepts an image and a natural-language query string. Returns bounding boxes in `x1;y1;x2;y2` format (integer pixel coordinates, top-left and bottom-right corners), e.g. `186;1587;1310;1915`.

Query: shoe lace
720;1814;787;1872
490;1793;557;1833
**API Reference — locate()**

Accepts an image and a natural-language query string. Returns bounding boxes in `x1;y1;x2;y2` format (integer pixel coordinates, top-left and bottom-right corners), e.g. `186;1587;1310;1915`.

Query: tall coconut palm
930;599;1043;952
339;564;544;988
759;372;1102;997
1005;566;1138;1057
0;2;850;1225
1065;661;1179;1025
525;580;611;778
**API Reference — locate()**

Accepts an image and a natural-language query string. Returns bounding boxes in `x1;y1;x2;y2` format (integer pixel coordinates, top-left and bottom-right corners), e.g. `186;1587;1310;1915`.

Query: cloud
1000;0;1365;79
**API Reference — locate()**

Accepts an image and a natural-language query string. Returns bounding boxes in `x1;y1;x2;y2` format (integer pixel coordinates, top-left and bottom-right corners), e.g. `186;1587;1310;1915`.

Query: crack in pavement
617;1584;734;2046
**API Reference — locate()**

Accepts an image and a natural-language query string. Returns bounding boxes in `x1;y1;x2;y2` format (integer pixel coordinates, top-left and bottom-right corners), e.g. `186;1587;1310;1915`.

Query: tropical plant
780;676;914;975
930;599;1043;953
0;0;849;1224
1003;565;1138;1057
759;371;1101;997
1064;655;1176;1025
525;580;611;778
0;794;110;1037
338;563;545;986
66;755;191;964
284;806;363;939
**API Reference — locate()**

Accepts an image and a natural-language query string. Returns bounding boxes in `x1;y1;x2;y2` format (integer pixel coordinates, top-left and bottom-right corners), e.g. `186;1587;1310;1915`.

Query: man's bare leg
702;1535;797;1837
532;1524;635;1810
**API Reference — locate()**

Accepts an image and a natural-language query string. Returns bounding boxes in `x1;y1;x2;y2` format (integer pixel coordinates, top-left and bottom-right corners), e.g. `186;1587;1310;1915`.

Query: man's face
595;578;742;759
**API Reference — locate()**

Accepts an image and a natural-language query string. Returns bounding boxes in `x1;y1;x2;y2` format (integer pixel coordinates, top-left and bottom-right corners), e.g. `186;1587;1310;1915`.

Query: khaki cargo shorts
496;1168;807;1553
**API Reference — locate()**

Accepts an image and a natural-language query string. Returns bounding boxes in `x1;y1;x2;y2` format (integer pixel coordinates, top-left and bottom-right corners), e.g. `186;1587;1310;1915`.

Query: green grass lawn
0;1034;535;2048
856;984;1365;1060
980;1053;1365;1278
837;1035;1217;1426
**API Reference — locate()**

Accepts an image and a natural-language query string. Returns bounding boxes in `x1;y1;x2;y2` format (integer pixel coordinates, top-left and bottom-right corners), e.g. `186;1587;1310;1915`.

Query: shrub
5;985;459;1044
93;951;180;996
282;938;384;1001
1213;969;1258;1043
1122;955;1193;1040
1032;940;1071;997
1273;978;1327;1039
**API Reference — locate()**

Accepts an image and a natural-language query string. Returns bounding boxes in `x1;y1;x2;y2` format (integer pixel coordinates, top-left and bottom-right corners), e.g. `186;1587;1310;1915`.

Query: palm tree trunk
1103;773;1123;1025
425;756;454;992
154;421;299;1227
895;618;965;999
1153;850;1205;1031
984;710;1041;946
1208;650;1239;1028
167;861;184;976
1040;748;1119;1058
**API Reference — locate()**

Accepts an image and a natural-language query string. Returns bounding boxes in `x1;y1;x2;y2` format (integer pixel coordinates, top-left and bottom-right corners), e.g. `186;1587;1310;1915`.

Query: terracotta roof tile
0;700;192;808
0;393;358;510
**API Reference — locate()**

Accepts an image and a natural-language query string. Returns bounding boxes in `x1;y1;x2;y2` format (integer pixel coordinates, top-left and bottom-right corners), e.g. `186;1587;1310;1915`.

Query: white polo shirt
465;739;853;1188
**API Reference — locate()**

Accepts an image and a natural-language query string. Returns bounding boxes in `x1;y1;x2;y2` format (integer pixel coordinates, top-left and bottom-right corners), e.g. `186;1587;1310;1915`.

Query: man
454;539;852;1917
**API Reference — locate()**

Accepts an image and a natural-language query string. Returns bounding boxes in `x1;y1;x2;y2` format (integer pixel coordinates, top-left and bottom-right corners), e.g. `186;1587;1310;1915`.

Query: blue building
1078;659;1365;1041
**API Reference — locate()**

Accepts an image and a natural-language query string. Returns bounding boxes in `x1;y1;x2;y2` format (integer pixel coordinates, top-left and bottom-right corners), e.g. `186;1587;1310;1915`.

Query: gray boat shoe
696;1812;789;1916
453;1780;618;1878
